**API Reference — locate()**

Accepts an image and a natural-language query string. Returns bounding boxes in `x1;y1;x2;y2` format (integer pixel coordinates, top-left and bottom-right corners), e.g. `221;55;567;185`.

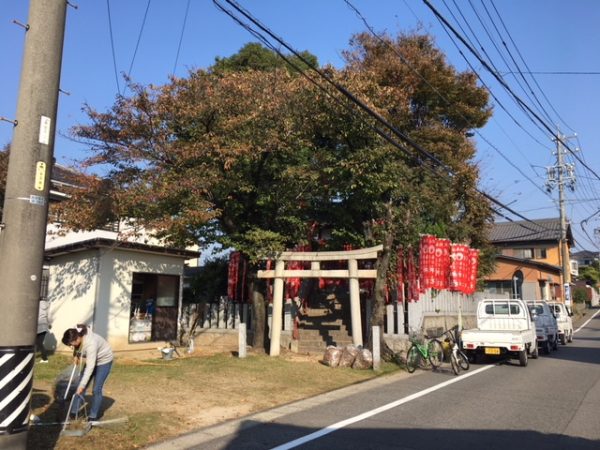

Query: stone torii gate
257;245;383;356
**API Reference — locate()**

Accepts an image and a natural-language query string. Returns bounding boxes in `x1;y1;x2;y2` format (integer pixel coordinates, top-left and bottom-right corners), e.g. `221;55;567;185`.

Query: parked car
548;302;574;344
462;298;538;367
526;301;559;354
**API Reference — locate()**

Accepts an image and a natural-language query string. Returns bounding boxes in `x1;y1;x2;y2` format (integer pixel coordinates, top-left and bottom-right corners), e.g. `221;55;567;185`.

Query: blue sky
1;0;600;250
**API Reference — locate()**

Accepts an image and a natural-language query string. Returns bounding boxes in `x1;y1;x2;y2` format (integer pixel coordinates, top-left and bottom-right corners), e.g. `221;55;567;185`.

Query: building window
485;281;513;296
129;273;180;343
534;248;547;259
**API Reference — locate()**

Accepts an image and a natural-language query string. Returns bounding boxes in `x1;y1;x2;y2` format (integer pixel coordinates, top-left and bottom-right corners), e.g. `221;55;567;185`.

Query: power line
500;71;600;75
106;0;120;95
124;0;152;95
342;0;552;201
213;0;554;235
172;0;192;76
488;0;576;132
422;0;600;184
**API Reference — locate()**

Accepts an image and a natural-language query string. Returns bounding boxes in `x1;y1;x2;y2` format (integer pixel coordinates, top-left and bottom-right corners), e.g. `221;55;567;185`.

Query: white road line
574;308;600;334
270;365;495;450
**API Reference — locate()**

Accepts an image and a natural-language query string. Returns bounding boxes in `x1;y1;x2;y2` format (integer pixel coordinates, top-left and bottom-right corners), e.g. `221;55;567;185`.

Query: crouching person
62;325;114;421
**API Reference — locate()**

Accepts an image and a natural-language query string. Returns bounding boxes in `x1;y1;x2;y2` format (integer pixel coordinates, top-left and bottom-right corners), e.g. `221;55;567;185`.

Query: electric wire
423;0;600;183
488;0;576;133
172;0;192;76
442;0;550;140
475;0;556;127
343;0;552;201
213;0;554;235
106;0;121;95
123;0;152;95
436;1;551;150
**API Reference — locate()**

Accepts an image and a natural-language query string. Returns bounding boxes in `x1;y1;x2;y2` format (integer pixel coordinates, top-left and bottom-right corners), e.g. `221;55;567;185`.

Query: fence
180;298;251;336
380;290;486;336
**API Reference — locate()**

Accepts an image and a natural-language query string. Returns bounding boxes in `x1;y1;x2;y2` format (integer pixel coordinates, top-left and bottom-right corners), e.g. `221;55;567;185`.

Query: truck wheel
560;334;566;345
552;335;559;351
519;350;528;367
530;342;539;359
568;331;573;343
543;340;550;354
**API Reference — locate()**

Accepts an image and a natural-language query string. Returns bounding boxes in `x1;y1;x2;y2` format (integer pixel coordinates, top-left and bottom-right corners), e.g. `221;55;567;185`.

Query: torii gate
258;245;383;356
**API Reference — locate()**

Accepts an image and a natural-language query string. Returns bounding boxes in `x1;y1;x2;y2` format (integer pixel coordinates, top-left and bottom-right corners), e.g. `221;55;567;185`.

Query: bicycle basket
409;330;425;344
425;327;444;339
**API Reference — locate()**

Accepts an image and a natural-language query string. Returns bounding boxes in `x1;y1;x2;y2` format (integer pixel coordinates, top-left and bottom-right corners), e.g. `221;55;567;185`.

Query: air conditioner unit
570;260;579;277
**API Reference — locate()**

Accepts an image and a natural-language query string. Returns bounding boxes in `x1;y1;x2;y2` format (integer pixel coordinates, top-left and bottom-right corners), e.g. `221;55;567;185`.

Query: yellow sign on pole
34;161;46;191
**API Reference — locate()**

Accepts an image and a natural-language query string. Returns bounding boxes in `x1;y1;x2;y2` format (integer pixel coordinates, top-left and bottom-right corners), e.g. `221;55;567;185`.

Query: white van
548;302;574;344
526;301;559;354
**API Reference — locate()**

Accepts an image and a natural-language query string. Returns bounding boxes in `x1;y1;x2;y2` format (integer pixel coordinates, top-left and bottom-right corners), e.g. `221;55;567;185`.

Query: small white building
44;227;199;353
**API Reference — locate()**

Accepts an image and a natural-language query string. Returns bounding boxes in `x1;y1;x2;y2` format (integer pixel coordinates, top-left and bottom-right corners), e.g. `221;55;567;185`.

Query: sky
1;0;600;251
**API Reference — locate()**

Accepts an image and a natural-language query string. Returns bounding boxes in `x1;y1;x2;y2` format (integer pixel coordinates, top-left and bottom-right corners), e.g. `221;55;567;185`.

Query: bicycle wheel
427;339;444;368
406;345;420;373
457;350;470;371
450;352;460;375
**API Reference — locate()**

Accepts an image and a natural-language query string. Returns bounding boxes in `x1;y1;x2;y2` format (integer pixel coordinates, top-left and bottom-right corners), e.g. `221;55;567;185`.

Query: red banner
419;235;437;291
433;237;451;290
419;235;451;291
396;247;405;304
465;248;480;294
407;247;420;302
450;244;470;293
285;260;303;299
227;252;240;300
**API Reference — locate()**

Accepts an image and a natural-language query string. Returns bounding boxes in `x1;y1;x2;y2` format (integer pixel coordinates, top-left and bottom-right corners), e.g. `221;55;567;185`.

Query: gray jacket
78;331;114;389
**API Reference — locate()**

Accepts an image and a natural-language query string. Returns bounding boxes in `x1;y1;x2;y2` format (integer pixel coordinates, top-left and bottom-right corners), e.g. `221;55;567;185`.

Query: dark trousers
35;332;49;360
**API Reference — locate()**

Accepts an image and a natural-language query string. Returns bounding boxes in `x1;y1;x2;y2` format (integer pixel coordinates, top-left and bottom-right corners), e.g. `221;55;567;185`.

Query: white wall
47;247;186;352
47;249;99;347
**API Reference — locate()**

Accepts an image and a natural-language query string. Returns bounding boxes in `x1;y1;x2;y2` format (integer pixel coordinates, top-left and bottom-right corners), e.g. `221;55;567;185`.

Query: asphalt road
151;309;600;450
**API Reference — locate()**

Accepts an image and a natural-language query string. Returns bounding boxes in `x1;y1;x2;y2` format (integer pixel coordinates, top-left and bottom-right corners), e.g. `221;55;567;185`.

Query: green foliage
185;256;229;303
211;42;319;74
573;287;589;304
578;261;600;288
64;33;494;296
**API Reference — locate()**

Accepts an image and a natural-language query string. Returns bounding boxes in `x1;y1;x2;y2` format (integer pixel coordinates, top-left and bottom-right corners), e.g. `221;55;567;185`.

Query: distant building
571;250;599;268
483;218;574;301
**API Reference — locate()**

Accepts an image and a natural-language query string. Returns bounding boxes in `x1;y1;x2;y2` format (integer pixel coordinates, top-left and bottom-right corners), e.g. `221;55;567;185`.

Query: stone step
298;329;352;339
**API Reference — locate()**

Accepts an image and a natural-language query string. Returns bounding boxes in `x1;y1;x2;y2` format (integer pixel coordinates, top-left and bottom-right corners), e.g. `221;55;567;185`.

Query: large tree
62;35;494;352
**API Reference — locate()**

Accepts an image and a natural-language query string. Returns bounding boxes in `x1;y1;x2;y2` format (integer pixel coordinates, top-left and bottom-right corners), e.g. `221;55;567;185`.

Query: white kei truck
461;298;538;367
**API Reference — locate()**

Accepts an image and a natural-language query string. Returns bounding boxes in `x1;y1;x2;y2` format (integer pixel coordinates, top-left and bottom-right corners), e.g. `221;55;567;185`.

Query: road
152;309;600;450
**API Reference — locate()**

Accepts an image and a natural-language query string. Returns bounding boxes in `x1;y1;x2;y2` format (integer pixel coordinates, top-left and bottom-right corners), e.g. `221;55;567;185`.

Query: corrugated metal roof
490;218;573;244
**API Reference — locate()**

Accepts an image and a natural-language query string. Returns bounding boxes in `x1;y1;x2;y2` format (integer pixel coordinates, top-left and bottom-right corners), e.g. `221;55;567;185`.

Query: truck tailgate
462;329;530;348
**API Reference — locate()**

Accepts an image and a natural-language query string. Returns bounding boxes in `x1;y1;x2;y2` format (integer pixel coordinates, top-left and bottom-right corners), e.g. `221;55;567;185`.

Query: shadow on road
217;420;599;449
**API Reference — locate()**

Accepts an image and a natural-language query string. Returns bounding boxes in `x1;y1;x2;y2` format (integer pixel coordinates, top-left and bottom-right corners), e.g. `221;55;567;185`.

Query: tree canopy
59;35;495;346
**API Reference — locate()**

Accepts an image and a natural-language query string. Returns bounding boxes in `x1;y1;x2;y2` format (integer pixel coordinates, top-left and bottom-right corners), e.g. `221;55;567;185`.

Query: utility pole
0;1;67;448
546;130;576;305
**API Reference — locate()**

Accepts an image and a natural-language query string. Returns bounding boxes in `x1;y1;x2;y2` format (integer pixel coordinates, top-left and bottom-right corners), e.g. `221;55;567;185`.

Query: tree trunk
250;277;268;353
369;203;396;362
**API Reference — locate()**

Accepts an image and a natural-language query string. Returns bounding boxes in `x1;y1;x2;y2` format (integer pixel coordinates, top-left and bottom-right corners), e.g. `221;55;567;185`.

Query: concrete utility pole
0;1;67;448
547;131;576;305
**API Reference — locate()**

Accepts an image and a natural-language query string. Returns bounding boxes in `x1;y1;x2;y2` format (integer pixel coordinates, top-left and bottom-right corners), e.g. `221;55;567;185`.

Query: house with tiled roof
483;218;574;302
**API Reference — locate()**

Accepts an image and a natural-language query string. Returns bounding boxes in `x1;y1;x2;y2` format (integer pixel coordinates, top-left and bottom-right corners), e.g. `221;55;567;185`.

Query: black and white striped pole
0;1;67;448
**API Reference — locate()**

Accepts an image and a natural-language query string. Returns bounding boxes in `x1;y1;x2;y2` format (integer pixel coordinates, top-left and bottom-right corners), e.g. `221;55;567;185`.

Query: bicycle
405;329;444;373
442;326;470;375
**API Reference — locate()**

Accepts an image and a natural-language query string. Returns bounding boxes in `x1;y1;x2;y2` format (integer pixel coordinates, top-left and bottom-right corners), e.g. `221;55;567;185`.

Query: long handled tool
60;362;91;437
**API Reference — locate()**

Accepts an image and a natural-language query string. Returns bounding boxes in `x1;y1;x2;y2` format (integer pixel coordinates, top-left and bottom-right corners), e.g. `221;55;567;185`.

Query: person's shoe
39;359;48;364
87;417;97;422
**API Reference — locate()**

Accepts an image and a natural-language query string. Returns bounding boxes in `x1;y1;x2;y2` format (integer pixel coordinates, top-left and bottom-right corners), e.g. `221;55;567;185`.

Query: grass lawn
27;350;401;449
